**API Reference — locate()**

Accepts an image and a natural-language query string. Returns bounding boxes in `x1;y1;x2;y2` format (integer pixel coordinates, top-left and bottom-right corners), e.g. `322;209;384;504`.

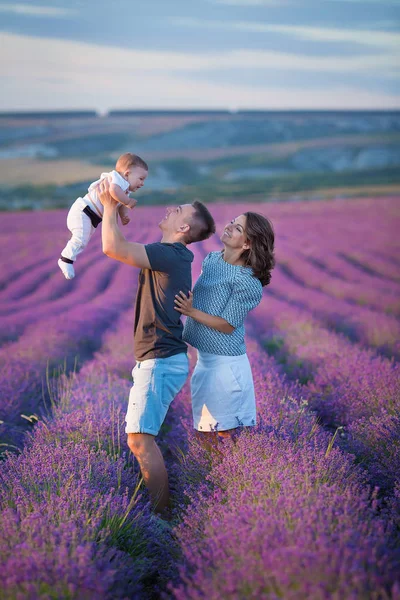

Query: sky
0;0;399;111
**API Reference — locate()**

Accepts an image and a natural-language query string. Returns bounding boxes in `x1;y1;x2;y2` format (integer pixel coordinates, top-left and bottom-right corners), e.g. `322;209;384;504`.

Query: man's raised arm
99;179;151;269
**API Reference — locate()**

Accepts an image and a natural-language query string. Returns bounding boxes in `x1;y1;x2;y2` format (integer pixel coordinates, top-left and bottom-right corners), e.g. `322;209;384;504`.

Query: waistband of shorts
136;352;189;365
197;350;247;364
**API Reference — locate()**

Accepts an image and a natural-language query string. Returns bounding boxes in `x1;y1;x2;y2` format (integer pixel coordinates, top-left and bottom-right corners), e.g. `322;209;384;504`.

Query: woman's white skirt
191;350;256;432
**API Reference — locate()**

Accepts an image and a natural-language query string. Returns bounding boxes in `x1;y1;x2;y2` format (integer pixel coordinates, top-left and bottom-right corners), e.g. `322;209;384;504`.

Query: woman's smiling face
220;214;248;249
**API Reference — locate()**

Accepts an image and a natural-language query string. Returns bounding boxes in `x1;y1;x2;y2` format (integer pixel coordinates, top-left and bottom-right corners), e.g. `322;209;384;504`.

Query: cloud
1;31;397;76
172;17;400;51
262;24;400;50
0;32;398;111
0;3;75;17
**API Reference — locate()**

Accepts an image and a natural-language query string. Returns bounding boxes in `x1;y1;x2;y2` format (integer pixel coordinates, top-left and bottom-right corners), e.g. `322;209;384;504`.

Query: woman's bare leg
217;429;235;439
195;429;237;454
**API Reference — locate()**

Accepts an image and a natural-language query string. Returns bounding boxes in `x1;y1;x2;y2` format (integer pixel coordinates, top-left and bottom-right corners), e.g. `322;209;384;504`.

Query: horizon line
1;108;400;119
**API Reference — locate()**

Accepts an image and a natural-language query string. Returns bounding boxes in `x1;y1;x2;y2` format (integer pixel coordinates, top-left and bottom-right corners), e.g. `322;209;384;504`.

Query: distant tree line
1;109;399;120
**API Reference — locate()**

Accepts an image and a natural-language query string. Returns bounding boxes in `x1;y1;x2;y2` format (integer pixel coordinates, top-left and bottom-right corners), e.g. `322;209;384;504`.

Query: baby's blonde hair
116;153;148;174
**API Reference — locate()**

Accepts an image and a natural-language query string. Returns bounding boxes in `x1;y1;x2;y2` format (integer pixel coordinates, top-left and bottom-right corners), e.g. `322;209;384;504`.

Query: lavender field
1;197;400;599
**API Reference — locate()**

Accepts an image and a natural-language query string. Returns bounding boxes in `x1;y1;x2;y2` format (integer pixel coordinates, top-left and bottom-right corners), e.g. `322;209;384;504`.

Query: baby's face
126;166;148;192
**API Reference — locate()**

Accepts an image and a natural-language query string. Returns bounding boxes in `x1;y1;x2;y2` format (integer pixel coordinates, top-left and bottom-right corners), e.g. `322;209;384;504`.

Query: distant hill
0;110;98;119
1;111;399;209
1;109;400;120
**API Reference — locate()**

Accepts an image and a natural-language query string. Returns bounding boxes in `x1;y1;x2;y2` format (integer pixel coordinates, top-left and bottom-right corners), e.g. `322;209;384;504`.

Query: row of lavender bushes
248;297;400;497
0;311;186;599
171;341;400;600
0;226;149;343
0;257;139;450
1;315;399;598
0;210;154;450
270;259;400;359
1;199;399;597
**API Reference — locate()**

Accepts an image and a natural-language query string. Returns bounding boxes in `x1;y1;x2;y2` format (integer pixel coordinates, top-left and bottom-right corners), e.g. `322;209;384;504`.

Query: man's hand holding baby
98;179;137;226
98;178;118;208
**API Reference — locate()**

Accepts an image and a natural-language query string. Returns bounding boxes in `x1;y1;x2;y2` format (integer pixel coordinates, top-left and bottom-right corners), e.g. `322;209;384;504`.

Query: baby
58;153;148;279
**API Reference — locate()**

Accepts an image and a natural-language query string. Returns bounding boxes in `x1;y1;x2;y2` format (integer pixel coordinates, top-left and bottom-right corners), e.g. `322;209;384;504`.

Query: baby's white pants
61;197;96;262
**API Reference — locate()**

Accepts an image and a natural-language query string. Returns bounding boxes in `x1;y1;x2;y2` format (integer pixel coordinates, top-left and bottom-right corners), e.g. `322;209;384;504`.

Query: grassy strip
2;167;400;210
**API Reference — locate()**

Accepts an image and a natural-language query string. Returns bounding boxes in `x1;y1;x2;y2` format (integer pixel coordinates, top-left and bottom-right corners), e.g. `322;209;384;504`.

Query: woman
174;211;275;443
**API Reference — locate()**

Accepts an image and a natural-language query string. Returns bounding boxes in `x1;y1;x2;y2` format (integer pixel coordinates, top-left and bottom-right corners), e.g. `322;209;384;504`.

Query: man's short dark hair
186;200;216;244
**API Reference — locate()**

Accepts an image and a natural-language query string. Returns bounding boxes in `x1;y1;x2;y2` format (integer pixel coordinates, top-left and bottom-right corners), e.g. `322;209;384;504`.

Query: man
98;179;215;515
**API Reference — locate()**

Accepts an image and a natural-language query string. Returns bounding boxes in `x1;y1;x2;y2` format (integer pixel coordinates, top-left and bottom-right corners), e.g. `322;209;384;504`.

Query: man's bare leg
127;432;169;514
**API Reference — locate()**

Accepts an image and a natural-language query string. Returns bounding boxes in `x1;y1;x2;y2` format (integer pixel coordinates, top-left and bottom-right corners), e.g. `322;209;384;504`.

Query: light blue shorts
125;353;189;436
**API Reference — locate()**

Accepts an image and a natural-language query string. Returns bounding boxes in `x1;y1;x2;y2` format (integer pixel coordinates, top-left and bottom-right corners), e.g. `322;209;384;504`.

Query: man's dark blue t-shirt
133;242;194;361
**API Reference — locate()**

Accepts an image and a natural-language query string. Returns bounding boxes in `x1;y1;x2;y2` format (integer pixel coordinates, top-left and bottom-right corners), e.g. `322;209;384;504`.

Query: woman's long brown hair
241;212;275;286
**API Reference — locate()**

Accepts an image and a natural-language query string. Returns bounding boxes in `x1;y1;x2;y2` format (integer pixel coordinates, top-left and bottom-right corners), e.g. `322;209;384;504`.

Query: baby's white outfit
58;171;129;279
85;170;130;221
